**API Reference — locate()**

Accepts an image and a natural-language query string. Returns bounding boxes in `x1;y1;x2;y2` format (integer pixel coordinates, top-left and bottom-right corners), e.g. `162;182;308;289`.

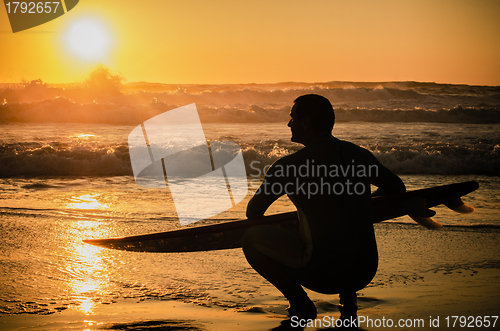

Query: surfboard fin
401;198;436;217
443;197;475;214
401;197;441;229
408;215;443;230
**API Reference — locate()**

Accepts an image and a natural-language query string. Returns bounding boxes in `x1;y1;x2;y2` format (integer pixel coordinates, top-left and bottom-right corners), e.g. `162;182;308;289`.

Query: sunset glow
0;0;499;85
2;1;498;327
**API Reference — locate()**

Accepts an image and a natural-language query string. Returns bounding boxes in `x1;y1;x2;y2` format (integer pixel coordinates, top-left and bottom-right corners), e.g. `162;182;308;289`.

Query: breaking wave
1;140;498;177
0;81;499;124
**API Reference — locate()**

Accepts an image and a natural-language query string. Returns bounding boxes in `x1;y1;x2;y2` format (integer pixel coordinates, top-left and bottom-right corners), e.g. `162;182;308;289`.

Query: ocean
0;81;499;326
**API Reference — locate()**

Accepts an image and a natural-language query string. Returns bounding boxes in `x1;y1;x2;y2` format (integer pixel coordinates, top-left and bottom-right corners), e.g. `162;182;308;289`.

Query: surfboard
83;181;478;253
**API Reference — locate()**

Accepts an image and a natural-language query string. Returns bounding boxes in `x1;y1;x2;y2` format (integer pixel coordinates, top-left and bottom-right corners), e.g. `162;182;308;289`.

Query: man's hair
293;94;335;132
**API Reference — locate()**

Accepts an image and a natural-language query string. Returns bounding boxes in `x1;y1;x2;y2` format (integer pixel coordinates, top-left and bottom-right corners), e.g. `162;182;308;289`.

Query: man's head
288;94;335;144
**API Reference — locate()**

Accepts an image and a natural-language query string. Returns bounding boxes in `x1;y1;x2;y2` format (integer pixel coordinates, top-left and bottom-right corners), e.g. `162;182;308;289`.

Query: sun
63;17;113;62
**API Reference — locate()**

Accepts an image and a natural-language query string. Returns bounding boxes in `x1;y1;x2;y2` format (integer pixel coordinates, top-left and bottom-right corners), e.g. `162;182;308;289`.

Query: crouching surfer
243;94;405;326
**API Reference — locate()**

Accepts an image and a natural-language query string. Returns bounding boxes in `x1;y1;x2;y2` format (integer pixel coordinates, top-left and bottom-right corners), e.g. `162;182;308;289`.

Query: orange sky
1;0;499;85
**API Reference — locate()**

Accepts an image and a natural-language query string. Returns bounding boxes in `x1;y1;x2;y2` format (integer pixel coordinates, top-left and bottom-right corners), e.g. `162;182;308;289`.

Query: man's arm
370;156;406;196
246;163;286;218
246;189;280;218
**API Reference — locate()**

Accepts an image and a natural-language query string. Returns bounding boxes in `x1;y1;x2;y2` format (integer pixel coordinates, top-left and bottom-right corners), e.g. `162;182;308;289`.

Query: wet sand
2;272;498;331
2;224;499;331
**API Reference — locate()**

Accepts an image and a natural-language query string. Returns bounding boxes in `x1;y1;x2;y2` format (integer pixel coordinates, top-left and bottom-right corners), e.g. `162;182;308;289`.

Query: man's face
288;104;306;144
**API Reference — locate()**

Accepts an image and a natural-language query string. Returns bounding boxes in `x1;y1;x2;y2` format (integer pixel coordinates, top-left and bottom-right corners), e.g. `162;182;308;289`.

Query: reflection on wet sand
67;194;108;211
65;194;112;314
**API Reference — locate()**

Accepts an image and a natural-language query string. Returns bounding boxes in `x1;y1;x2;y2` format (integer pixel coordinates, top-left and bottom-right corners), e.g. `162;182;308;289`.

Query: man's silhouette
243;94;405;321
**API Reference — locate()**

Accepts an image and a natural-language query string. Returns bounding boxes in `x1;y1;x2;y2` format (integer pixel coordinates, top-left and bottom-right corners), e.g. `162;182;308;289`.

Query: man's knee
242;226;264;249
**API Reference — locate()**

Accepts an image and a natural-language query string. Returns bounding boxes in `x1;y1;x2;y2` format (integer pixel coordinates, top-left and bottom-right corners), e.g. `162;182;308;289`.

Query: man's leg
242;225;316;319
339;291;358;326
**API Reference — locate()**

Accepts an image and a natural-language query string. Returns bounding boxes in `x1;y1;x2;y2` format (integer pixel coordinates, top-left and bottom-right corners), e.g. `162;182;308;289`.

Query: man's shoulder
338;139;366;151
273;147;307;166
338;139;377;160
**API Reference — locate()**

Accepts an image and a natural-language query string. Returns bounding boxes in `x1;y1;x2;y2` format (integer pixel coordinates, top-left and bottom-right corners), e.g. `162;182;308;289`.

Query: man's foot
339;291;357;317
271;319;304;331
286;297;317;320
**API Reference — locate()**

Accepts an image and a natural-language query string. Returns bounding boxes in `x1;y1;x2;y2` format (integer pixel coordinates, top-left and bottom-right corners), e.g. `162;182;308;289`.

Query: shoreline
2;263;499;331
1;299;288;331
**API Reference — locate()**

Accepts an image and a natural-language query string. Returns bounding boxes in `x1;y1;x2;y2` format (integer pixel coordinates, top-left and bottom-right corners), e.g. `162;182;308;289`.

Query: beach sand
2;224;499;331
